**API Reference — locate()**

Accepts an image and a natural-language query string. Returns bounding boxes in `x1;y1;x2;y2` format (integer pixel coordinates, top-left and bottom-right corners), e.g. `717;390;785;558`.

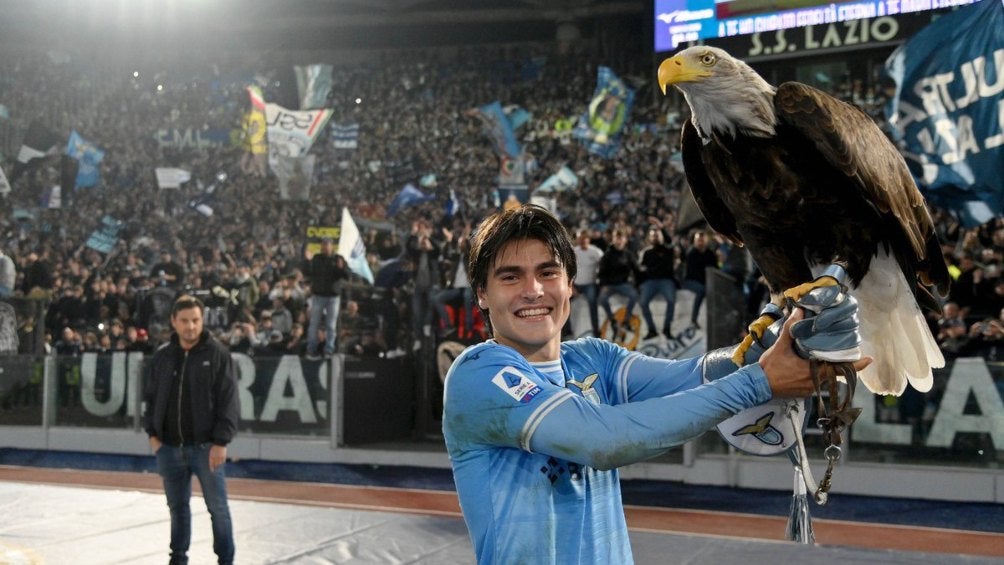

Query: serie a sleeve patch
491;366;542;404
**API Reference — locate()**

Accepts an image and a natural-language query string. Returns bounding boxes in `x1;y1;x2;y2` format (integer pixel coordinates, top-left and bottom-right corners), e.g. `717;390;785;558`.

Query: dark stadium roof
0;0;645;52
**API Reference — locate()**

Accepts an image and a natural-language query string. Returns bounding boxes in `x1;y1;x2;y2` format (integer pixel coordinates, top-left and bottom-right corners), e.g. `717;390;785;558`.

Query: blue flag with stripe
65;130;105;189
884;0;1004;226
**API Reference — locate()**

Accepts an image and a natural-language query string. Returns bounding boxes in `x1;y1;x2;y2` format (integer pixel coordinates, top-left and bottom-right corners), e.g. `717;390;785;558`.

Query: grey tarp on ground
0;482;996;565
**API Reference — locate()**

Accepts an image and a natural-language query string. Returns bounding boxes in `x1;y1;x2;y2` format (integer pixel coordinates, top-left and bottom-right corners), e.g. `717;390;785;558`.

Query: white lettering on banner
904;49;1004;165
259;355;318;423
126;352;143;417
315;361;328;418
926;358;1004;448
854;357;1004;447
851;382;913;443
80;352;127;417
749;17;899;58
986;99;1004;150
72;353;329;424
154;128;225;149
233;353;257;421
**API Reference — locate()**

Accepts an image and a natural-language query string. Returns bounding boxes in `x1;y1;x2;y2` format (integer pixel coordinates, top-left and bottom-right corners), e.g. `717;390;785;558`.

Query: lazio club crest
716;399;806;456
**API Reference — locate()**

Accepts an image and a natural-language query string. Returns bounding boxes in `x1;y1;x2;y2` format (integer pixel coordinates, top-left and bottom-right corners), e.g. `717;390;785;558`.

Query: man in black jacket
144;295;239;565
638;228;679;340
597;229;640;340
303;237;349;359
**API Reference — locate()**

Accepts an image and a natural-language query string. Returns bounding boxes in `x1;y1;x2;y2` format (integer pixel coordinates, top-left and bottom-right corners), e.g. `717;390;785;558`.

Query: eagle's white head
658;46;777;140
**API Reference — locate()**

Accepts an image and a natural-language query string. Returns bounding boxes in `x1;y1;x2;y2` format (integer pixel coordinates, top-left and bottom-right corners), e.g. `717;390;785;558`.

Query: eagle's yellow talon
782;275;839;302
732;312;780;366
732;334;755;366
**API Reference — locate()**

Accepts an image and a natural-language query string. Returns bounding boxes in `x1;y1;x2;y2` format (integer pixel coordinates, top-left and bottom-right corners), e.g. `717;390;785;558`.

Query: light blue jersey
443;337;773;564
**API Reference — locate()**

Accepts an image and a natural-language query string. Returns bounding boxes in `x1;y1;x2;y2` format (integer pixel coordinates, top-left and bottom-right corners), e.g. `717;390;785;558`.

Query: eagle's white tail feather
849;251;941;395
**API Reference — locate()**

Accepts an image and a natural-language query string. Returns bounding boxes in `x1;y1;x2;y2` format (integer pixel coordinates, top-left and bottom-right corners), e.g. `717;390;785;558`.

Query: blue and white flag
535;165;579;193
331;122;359;149
885;0;1004;226
65;130;105;189
85;215;123;254
339;207;374;284
387;183;434;217
574;66;635;159
503;104;532;131
476;101;522;159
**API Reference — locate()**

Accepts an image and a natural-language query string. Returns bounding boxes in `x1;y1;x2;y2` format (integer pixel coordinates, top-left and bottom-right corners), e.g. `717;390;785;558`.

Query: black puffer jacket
144;330;239;446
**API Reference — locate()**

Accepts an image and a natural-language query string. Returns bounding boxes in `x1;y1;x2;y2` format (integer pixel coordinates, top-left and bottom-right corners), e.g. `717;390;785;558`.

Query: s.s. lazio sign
885;0;1004;226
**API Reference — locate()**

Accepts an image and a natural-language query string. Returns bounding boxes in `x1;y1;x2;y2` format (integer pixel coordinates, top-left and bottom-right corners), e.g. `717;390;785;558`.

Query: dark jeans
599;282;638;324
639;278;677;333
156;444;235;565
433;286;475;334
682;279;706;325
574;283;600;335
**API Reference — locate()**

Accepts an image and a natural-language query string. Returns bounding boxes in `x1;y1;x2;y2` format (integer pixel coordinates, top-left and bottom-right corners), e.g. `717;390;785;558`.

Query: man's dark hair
467;205;576;333
171;294;205;317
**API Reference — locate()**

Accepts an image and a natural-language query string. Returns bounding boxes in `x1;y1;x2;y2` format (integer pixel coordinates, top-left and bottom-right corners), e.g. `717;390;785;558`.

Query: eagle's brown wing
774;82;949;298
680;120;742;245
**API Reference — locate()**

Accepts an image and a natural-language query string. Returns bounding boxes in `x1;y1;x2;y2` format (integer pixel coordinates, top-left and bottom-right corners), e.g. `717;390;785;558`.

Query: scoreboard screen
654;0;978;52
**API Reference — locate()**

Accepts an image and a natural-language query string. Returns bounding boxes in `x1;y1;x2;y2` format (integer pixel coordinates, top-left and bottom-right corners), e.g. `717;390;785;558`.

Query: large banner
574;66;635;158
37;352;332;433
885;0;1004;225
2;352;1001;458
265;103;332;161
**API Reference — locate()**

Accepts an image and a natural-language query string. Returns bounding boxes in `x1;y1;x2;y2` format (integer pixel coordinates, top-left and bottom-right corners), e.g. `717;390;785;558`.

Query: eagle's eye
700;53;716;66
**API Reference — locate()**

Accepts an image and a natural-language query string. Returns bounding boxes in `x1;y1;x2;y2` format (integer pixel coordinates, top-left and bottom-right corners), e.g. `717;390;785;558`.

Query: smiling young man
442;205;869;564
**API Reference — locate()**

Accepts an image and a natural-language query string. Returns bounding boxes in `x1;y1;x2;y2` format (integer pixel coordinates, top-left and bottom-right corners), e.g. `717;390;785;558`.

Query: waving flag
295;64;333;110
535;165;579;193
387;183;434;217
885;0;1004;226
11;120;62;183
475;101;522;159
85;216;123;254
339;207;374;284
574;66;635;159
65;130;105;189
264;101;332;162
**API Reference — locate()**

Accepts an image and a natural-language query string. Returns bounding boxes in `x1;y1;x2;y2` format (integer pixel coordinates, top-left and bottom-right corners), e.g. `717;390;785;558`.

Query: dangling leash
789;360;862;504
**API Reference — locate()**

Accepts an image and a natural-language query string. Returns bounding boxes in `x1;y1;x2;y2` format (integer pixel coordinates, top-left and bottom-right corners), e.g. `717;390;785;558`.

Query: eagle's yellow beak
658;55;710;95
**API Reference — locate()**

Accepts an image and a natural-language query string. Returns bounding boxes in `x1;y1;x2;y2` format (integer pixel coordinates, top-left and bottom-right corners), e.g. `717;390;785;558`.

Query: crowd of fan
1;42;1002;366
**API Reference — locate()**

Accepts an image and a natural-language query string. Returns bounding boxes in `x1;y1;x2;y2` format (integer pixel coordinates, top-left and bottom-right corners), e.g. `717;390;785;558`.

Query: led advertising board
654;0;979;52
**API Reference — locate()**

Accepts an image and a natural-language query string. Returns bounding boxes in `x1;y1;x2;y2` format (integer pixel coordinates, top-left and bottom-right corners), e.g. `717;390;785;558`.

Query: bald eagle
658;46;950;396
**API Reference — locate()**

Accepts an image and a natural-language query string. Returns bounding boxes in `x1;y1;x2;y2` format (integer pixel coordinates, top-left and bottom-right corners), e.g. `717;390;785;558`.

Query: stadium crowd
1;40;1002;372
